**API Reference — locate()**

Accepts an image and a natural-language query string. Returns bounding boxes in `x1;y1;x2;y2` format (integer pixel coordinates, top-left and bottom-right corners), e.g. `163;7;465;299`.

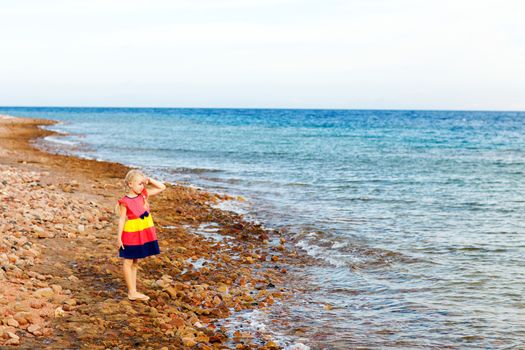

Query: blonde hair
115;169;148;216
124;169;145;191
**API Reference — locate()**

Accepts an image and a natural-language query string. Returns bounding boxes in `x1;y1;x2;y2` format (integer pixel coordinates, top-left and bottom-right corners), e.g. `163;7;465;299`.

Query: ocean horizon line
0;105;524;113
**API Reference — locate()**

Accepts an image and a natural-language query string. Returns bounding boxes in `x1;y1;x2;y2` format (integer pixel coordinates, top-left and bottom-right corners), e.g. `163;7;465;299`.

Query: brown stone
7;331;19;340
27;324;41;334
182;336;197;347
5;338;20;345
34;287;54;298
54;306;65;317
36;230;51;239
13;302;30;312
217;284;229;293
67;275;79;283
265;341;279;349
63;298;77;306
165;287;178;299
6;318;19;328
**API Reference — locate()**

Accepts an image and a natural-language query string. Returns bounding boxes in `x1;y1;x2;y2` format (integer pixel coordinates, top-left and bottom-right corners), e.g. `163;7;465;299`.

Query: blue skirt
119;240;160;259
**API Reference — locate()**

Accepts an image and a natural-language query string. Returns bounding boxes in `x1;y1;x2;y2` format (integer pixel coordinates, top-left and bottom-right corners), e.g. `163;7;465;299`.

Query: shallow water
2;107;524;348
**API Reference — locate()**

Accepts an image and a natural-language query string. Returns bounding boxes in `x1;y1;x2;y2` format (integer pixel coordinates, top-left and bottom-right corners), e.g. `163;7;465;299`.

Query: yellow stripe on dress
123;215;154;232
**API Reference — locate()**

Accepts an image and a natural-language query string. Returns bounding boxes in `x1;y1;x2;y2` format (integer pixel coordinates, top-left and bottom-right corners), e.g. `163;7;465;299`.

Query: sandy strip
0;115;294;349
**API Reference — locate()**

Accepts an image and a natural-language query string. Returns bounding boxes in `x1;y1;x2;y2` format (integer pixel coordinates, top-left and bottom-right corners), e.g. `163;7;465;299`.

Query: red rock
171;316;185;328
13;313;28;326
30;301;44;309
208;334;224;343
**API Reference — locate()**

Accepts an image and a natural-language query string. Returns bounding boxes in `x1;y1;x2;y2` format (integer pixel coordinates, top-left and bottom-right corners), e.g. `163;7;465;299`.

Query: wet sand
0;115;296;349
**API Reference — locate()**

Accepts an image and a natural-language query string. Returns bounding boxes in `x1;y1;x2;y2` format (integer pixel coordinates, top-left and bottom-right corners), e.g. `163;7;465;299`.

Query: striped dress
117;188;160;259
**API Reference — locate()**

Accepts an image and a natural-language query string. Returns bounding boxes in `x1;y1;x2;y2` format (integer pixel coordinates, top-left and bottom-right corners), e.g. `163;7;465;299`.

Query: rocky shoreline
0;115;300;349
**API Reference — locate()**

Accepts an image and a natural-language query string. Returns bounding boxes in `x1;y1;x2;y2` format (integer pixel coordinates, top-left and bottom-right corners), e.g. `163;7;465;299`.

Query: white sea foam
185;257;210;270
331;241;348;249
295;239;348;267
185;222;226;242
284;344;311;350
223;309;310;350
212;197;249;215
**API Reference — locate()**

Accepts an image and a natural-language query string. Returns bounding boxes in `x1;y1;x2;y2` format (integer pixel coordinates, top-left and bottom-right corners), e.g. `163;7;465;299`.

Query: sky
0;0;524;110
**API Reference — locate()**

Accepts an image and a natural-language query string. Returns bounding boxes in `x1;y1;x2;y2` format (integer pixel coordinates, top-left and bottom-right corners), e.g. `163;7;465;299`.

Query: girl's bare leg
131;259;137;291
130;259;149;299
123;259;135;295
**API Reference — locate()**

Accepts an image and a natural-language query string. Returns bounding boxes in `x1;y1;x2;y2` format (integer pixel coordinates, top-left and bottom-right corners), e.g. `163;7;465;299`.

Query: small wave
43;135;79;146
166;167;224;174
203;177;244;185
285;182;311;187
447;246;509;253
33;136;94;159
295;239;348;267
39;122;71;135
292;230;413;269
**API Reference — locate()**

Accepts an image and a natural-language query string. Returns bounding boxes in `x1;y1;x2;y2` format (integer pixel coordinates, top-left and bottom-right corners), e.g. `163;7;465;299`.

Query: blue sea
2;107;524;349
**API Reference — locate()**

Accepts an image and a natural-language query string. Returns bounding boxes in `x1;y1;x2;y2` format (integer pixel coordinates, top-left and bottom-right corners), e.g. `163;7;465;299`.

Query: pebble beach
0;115;298;349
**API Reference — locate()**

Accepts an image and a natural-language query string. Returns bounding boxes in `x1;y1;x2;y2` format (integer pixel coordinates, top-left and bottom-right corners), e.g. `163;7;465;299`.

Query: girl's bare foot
128;292;150;301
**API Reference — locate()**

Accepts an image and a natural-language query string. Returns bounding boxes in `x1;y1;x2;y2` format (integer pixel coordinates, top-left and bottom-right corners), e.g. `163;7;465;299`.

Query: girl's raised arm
145;177;166;197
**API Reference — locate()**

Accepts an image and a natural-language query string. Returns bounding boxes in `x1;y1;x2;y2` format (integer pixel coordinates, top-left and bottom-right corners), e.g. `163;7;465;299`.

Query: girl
117;170;166;301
